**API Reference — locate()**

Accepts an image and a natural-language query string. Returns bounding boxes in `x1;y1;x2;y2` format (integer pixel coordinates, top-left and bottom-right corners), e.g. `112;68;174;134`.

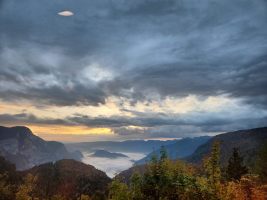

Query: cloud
0;113;73;126
0;0;267;139
0;0;266;107
58;11;74;17
1;101;266;138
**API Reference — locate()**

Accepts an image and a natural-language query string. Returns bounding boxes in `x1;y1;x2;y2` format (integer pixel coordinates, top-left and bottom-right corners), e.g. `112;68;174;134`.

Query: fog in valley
82;151;146;177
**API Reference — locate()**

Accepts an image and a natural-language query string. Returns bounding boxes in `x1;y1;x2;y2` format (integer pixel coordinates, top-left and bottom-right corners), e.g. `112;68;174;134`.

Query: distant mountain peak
0;126;82;170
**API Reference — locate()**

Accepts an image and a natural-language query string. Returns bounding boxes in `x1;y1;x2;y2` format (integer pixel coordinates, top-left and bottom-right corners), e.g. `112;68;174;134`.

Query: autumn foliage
109;144;267;200
0;143;267;199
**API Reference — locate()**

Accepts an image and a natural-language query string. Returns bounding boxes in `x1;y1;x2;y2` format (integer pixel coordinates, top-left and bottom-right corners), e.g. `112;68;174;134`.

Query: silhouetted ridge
0;126;82;170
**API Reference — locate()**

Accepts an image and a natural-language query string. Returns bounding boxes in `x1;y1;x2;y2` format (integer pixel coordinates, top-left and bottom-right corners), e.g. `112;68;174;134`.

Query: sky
0;0;267;142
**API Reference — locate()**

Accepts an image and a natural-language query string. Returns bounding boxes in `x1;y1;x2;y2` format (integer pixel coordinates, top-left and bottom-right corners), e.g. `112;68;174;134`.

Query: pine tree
204;141;221;186
109;179;130;200
159;146;168;162
203;141;222;200
256;142;267;182
130;172;143;200
226;148;248;181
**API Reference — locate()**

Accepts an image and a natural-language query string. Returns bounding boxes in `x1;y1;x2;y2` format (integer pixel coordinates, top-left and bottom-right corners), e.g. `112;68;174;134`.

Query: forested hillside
112;143;267;200
186;127;267;168
0;157;111;200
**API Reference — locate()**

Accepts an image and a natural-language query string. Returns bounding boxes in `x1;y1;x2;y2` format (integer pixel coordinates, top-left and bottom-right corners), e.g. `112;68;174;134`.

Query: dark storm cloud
1;110;266;138
0;0;267;107
0;0;267;137
0;85;106;106
0;113;72;125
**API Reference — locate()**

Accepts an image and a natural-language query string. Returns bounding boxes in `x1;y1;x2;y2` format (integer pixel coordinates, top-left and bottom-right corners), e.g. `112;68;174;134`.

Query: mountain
91;150;128;159
66;140;177;154
0;156;111;199
186;127;267;167
23;159;111;199
116;164;147;183
135;136;211;165
0;126;82;170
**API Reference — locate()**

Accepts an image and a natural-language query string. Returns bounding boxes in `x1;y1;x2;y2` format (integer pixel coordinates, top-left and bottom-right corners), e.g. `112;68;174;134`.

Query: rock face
0;126;82;170
91;149;128;159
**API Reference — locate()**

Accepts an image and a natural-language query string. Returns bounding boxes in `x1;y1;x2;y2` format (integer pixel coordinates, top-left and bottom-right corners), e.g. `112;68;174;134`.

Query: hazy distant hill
136;136;211;165
66;140;177;154
0;126;82;170
91;150;128;159
186;127;267;167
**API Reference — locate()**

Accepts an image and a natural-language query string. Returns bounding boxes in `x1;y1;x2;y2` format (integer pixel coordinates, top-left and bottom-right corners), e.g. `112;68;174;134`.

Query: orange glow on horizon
27;125;113;136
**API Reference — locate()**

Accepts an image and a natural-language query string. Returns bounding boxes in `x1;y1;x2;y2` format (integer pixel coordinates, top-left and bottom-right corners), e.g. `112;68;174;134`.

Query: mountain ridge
135;136;211;165
66;139;178;154
185;127;267;167
0;126;82;170
0;156;111;199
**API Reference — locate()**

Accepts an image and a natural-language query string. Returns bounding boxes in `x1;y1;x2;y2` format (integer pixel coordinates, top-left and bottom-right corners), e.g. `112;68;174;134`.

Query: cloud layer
0;0;267;140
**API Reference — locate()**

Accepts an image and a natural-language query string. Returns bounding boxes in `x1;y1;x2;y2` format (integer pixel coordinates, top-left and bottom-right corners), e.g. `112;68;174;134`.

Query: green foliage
108;141;267;200
109;179;130;200
129;173;143;200
159;146;168;162
1;141;267;199
256;142;267;182
204;141;221;186
226;148;248;181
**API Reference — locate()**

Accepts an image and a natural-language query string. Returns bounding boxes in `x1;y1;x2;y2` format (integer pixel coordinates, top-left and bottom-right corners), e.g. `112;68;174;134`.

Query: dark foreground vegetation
1;141;267;199
0;159;110;200
110;142;267;200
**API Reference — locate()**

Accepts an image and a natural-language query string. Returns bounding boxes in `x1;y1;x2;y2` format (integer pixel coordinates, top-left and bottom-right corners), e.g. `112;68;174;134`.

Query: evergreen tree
159;146;168;162
226;148;248;181
203;141;222;199
129;172;143;200
109;179;130;200
256;142;267;182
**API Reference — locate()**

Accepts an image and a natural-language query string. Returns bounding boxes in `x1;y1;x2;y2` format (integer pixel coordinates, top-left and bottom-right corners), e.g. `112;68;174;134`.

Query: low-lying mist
82;151;146;177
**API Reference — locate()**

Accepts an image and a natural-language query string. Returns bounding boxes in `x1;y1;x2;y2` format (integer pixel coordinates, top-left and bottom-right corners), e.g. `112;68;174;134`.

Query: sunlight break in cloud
58;10;74;17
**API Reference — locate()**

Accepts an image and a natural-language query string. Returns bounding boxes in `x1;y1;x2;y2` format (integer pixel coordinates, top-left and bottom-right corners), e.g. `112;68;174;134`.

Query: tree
142;146;174;200
256;142;267;182
204;141;221;186
129;173;143;200
226;148;248;181
159;146;168;162
0;156;19;200
203;141;222;200
109;179;130;200
16;174;37;200
0;173;13;200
